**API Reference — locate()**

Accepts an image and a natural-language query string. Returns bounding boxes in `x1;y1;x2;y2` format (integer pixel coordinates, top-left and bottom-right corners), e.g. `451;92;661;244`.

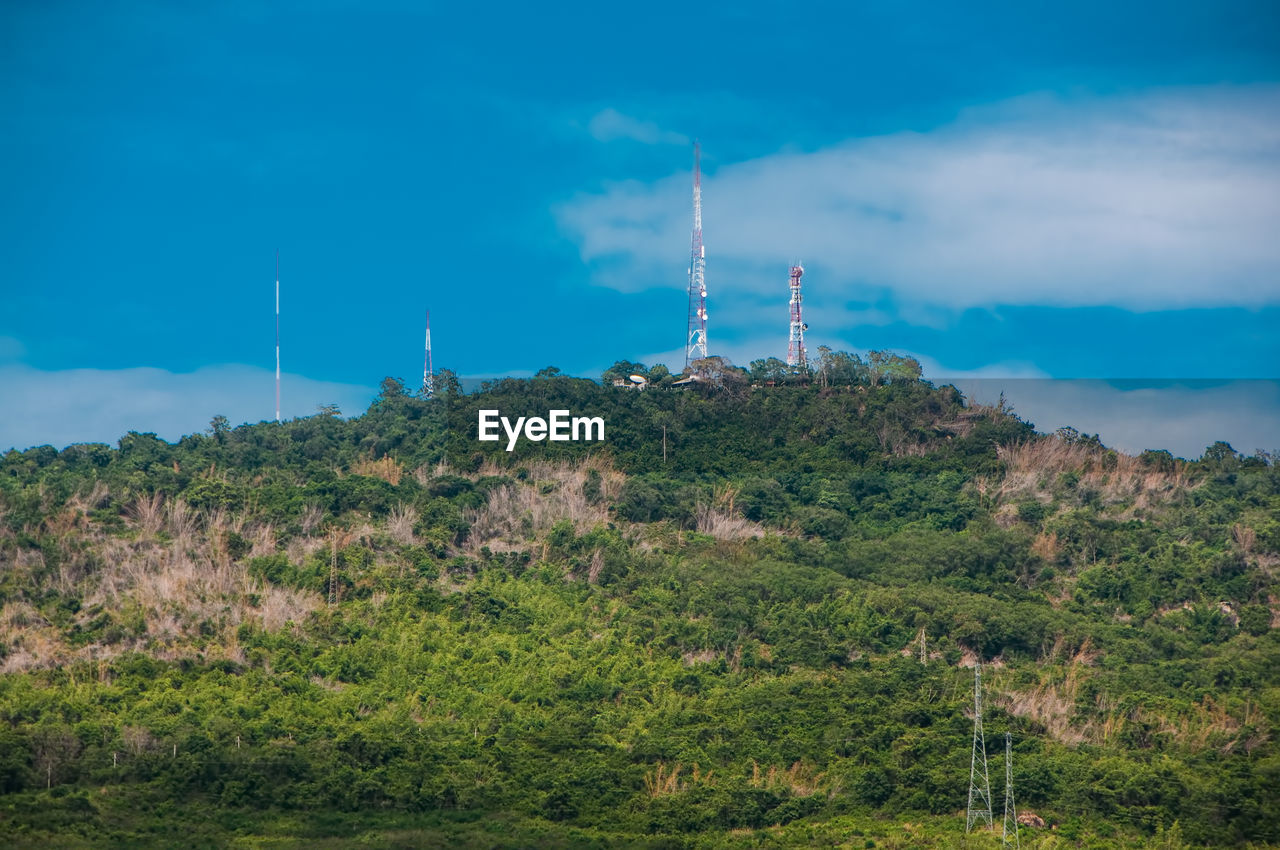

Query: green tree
377;376;408;400
209;415;230;443
689;356;748;393
602;360;648;385
867;350;922;384
434;367;462;395
748;357;788;385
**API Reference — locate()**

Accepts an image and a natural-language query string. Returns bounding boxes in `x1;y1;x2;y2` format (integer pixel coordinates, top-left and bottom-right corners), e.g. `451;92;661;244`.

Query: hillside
0;372;1277;848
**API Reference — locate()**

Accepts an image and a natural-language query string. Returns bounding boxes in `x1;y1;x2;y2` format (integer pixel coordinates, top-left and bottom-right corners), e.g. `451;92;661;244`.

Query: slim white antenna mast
423;309;435;398
275;250;280;423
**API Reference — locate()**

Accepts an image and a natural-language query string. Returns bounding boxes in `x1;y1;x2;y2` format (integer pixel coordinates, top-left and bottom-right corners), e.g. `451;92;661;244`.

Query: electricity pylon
966;663;993;831
1002;731;1020;848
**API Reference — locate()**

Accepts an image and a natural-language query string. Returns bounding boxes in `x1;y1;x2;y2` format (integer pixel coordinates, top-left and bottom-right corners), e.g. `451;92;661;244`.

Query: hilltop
0;367;1277;848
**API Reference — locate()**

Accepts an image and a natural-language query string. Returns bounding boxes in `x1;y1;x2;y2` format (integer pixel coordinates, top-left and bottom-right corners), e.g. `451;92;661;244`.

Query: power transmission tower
328;528;340;607
966;663;993;831
1002;732;1020;849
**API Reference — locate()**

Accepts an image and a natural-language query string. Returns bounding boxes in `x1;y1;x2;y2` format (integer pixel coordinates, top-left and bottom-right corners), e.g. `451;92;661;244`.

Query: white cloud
0;337;25;363
587;108;689;145
912;353;1051;380
0;364;375;451
951;379;1280;459
558;87;1280;311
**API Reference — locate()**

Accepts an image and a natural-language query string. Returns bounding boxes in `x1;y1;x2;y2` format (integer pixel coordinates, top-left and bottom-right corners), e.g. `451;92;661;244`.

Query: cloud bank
952;379;1280;459
0;364;375;451
587;109;689;145
558;87;1280;311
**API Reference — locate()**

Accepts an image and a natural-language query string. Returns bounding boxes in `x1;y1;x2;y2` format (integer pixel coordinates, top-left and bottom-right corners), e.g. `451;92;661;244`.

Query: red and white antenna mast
275;250;281;422
787;263;808;368
423;309;435;398
684;142;707;367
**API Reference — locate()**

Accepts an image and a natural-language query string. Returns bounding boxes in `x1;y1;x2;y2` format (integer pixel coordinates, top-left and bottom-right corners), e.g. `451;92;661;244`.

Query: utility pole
1002;732;1020;849
966;663;993;831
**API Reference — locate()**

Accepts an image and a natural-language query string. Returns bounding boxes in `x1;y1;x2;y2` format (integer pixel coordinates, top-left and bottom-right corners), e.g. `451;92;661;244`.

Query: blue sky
1;1;1278;455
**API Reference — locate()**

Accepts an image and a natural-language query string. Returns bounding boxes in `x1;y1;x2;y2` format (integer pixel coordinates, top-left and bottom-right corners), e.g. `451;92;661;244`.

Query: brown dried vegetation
0;493;320;674
350;455;404;486
993;434;1194;514
1143;695;1271;754
995;636;1267;754
995;638;1099;746
749;760;839;798
463;458;624;553
693;503;765;541
643;761;715;798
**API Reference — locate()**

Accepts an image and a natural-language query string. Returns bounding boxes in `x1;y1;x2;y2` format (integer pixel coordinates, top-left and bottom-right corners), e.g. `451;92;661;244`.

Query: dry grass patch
693;484;764;541
693;503;764;541
1030;530;1062;561
463;458;624;553
750;760;839;798
643;761;715;797
995;434;1193;513
350;456;403;486
1;501;321;673
1144;696;1270;754
994;638;1102;746
386;503;418;545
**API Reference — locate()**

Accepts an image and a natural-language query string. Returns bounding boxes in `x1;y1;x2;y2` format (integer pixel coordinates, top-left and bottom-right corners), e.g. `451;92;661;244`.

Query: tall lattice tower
966;663;994;831
1002;732;1020;849
684;142;707;367
786;264;807;368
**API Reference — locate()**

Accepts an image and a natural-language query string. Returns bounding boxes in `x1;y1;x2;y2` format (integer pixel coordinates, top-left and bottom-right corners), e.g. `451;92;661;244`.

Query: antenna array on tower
787;264;807;368
684;142;707;367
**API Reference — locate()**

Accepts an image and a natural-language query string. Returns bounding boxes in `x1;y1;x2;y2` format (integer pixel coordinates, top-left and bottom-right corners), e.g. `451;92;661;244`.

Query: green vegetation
0;362;1277;847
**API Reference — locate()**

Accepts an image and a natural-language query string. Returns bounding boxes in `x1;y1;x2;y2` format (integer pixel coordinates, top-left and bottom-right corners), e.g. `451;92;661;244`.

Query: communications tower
422;310;435;398
275;251;280;422
787;264;808;368
684;142;707;367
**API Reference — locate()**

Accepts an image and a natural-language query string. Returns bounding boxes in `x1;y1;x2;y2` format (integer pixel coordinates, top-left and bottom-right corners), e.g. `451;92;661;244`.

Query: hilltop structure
684;142;707;368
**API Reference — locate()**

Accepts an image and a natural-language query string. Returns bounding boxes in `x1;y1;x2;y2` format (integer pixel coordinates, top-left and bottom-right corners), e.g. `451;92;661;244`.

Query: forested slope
0;373;1277;848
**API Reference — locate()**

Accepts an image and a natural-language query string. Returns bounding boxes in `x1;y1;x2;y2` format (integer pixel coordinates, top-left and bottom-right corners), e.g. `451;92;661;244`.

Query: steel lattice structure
1002;732;1021;848
685;143;707;367
786;264;807;368
967;663;994;832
